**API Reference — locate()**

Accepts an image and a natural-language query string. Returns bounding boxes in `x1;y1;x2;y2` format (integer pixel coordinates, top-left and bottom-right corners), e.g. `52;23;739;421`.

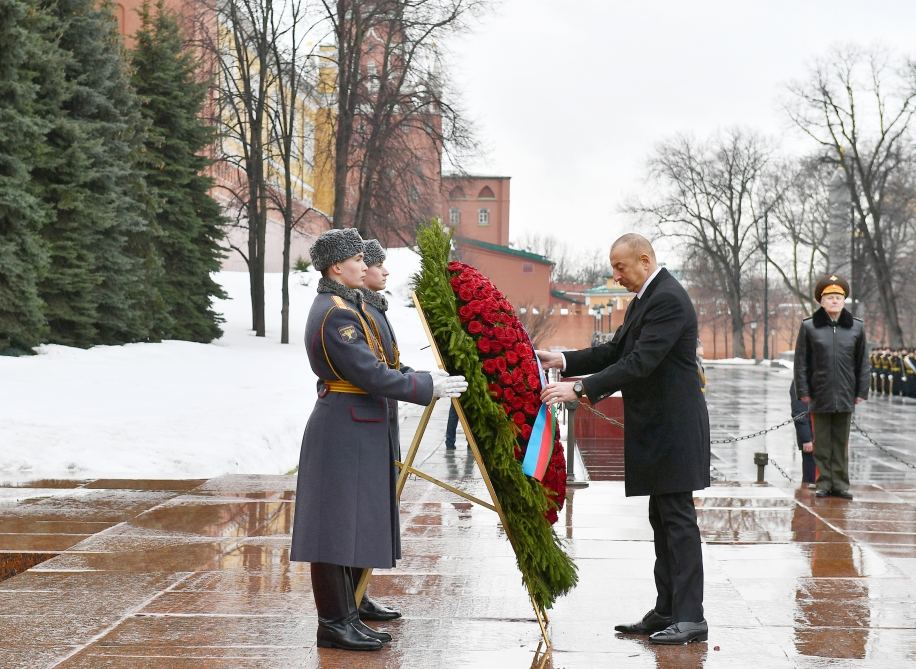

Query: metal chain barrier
576;401;807;446
852;418;916;471
573;401;916;474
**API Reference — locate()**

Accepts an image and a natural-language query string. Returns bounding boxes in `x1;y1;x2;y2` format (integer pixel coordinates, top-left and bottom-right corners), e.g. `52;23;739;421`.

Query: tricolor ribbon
521;355;556;481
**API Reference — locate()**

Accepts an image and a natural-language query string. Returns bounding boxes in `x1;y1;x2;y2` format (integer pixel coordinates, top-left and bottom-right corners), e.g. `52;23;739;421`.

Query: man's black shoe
614;609;673;635
358;597;401;621
833;489;854;500
649;620;708;645
353;618;391;643
814;489;830;498
317;617;383;651
445;443;456;450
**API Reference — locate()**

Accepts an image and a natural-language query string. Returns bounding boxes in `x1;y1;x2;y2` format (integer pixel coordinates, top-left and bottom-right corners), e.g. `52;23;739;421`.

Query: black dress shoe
649;620;708;645
353;618;391;643
358;596;401;621
814;489;830;498
833;489;854;500
317;617;383;651
614;609;674;635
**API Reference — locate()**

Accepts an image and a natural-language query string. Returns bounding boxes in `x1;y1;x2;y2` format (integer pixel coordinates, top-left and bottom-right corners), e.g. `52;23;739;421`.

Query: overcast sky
445;0;916;261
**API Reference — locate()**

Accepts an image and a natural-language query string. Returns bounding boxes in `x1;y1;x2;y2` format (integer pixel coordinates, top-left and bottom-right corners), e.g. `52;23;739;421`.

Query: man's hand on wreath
536;349;564;370
541;381;577;405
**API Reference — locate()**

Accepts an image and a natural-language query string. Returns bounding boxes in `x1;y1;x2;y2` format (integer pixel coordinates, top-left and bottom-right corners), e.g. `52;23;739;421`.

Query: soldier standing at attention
794;274;869;500
290;229;467;651
354;239;415;614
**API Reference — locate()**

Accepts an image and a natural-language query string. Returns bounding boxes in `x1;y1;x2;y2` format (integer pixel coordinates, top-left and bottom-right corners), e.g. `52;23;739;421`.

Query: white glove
432;374;468;398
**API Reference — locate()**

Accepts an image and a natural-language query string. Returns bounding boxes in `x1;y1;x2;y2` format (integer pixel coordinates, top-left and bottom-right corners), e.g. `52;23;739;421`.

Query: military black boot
311;563;382;651
351;567;402;621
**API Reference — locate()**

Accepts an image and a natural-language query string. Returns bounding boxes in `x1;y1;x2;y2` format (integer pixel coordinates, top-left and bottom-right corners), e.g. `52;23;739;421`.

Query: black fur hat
363;239;386;267
309;228;365;271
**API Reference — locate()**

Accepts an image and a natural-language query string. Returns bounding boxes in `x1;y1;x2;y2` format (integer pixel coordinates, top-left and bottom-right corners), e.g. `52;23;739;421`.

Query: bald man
539;234;711;645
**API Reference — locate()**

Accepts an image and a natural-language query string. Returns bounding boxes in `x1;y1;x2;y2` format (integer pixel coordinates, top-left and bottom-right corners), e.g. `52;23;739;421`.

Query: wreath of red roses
447;260;567;523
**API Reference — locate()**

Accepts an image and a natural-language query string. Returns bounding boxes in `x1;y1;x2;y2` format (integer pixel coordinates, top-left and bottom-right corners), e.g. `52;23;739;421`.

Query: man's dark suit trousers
648;492;704;622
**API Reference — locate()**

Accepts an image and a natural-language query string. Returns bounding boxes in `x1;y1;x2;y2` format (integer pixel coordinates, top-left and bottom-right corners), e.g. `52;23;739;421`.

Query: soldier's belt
322;380;368;395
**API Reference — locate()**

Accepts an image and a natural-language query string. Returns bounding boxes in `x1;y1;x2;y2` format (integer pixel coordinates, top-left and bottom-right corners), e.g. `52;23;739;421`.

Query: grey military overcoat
290;287;433;569
361;292;415;460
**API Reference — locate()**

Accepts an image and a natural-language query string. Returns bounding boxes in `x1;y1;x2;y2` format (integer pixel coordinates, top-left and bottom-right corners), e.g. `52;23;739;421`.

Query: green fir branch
413;222;577;610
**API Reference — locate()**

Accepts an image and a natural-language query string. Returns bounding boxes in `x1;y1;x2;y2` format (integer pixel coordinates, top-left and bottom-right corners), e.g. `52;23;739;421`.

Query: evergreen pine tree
131;0;226;342
37;0;164;347
0;0;52;353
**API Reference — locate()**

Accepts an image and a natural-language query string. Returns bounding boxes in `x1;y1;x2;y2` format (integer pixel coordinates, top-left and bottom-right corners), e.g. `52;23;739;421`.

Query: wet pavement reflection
0;368;914;667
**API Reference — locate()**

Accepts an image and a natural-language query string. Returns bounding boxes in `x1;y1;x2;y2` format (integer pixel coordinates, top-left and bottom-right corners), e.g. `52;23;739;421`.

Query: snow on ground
0;249;436;481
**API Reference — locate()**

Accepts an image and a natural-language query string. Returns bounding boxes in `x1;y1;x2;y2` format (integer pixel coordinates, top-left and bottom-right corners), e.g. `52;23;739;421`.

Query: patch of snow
0;248;437;481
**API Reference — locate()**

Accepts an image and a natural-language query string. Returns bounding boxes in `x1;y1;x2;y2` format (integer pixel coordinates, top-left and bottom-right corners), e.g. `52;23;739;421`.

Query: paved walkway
1;367;915;668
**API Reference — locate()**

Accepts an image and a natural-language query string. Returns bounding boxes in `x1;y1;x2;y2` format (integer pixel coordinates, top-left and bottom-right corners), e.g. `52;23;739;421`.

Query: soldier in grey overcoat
290;228;466;651
350;239;415;622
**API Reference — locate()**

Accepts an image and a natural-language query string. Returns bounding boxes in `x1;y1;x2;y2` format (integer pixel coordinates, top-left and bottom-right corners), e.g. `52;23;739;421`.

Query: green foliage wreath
413;222;577;609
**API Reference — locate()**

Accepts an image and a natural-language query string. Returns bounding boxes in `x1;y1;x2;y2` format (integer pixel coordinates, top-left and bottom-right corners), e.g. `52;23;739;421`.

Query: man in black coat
539;233;710;645
793;274;868;500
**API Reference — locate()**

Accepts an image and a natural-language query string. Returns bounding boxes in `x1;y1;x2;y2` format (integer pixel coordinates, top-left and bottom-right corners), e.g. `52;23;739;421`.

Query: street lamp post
750;320;758;362
762;218;770;361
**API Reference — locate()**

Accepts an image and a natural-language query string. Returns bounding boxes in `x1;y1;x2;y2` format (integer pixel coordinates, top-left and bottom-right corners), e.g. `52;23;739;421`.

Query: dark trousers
445;404;459;447
648;491;704;622
812;412;852;493
801;450;816;483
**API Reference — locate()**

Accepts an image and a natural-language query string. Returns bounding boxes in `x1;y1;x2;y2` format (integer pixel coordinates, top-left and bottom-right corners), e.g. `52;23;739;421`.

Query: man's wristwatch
572;380;585;398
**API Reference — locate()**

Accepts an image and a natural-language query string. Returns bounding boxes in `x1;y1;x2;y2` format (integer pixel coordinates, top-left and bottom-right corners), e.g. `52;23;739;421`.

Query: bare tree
264;0;326;343
761;156;832;304
786;46;916;346
318;0;480;243
629;130;777;357
517;303;559;348
197;0;281;337
514;232;610;286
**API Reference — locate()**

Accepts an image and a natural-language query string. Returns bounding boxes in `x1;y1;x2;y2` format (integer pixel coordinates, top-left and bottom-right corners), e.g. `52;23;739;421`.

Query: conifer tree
131;0;226;342
37;0;163;347
0;0;51;353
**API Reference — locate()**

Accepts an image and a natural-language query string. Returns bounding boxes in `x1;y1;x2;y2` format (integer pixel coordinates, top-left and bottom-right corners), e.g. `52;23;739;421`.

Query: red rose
511;397;525;410
482;359;498;375
488;383;502;399
458;305;474;321
499;372;513;387
512;412;526;426
468;320;484;335
515;343;532;358
505;350;519;365
489;339;503;353
503;387;515;401
495;356;507;373
527;375;540;389
524;402;539;416
520;423;533;440
477;338;492;354
458;286;474;302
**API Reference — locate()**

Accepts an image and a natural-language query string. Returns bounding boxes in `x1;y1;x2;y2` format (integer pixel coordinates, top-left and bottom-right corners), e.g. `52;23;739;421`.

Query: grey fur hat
363;239;386;267
309;228;365;271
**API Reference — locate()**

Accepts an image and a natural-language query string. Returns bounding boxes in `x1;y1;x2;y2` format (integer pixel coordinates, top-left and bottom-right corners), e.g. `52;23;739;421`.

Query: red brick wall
442;177;510;246
457;244;550;306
